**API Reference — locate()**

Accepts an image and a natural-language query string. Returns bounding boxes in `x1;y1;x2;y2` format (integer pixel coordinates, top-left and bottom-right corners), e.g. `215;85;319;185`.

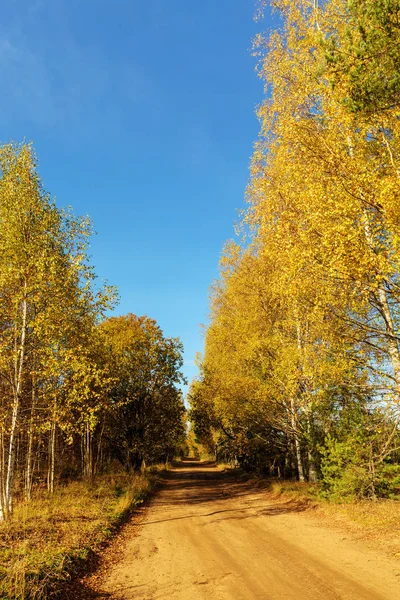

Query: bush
320;433;400;501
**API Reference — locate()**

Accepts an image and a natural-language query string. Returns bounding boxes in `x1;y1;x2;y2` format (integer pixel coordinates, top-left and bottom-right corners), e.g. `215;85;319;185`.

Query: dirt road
80;460;400;600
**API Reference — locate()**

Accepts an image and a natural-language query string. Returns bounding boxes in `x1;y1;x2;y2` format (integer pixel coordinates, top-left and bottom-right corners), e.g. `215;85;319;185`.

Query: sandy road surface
79;460;400;600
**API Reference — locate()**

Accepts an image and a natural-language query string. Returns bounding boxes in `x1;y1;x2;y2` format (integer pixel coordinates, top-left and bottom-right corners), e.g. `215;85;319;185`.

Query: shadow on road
140;459;310;526
61;459;310;599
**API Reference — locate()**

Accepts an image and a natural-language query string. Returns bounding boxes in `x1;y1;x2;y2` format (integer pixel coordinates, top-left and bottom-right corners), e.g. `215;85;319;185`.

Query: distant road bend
83;460;400;600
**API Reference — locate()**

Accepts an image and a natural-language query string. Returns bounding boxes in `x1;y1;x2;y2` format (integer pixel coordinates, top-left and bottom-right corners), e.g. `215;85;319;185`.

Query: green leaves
324;0;400;113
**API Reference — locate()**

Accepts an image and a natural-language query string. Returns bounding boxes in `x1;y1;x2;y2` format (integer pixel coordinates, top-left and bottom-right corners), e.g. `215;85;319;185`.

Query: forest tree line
189;0;400;499
0;143;186;520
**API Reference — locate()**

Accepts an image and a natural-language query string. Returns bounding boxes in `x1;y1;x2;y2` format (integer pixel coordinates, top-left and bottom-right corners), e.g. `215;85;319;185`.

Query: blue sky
0;0;273;392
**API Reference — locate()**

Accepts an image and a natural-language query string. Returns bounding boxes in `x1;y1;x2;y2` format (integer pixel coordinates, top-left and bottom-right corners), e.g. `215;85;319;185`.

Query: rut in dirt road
78;460;400;600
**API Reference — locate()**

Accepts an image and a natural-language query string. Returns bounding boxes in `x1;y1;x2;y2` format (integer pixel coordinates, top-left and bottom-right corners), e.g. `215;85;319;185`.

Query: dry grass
0;472;154;599
316;499;400;557
269;480;318;499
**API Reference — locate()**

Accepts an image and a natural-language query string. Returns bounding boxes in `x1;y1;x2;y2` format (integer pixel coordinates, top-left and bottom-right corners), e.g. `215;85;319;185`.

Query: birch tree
0;143;115;517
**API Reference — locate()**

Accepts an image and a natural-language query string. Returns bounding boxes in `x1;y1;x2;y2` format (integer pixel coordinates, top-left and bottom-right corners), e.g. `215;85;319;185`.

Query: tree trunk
376;284;400;390
306;410;318;483
131;454;143;472
82;421;94;481
25;379;36;501
47;420;56;494
308;449;318;483
290;397;304;482
5;290;27;517
25;428;33;501
93;422;105;477
0;431;7;521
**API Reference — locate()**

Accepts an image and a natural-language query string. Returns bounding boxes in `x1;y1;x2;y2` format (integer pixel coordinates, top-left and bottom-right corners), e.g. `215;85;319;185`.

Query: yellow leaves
195;0;400;453
0;142;120;454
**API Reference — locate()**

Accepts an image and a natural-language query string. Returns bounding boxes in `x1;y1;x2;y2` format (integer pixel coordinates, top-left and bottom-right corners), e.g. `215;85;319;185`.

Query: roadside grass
316;498;400;557
0;470;162;599
269;480;319;499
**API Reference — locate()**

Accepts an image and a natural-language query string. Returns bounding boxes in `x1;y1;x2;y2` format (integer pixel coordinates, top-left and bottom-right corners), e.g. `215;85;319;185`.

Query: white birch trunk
4;289;27;516
290;397;305;482
295;320;317;481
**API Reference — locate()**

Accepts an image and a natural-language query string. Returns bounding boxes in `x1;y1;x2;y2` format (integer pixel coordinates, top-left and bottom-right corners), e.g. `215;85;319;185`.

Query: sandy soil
75;460;400;600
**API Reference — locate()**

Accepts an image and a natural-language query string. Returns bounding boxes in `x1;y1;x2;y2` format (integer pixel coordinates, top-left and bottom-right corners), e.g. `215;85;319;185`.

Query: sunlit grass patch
0;472;154;599
319;498;400;537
